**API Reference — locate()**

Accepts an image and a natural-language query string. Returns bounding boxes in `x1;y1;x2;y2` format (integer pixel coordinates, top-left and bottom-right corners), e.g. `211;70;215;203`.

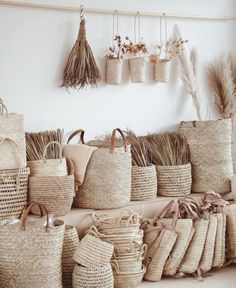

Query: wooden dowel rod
0;0;235;21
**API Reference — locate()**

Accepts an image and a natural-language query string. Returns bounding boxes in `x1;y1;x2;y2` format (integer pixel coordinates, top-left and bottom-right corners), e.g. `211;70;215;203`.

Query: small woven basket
73;264;114;288
105;58;123;85
129;57;145;83
153;60;170;83
62;225;79;288
131;165;157;201
156;163;192;197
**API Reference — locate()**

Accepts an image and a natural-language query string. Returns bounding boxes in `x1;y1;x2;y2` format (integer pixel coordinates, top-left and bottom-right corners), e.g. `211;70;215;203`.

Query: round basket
153;60;170;83
62;225;79;288
73;264;114;288
131;165;157;201
156;163;192;197
105;58;123;85
129;57;145;83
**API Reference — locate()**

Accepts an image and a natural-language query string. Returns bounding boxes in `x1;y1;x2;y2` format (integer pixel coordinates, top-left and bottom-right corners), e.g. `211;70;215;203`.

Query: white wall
0;0;235;140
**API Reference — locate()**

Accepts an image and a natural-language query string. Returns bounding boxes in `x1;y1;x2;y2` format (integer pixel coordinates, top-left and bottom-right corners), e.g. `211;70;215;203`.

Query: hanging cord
112;9;119;45
134;11;141;44
160;13;168;59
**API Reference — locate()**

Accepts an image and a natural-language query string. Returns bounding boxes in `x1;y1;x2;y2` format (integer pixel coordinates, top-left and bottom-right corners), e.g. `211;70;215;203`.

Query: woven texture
156;163;192;197
73;264;114;288
153;60;170;83
62;225;79;288
106;59;123;85
111;257;143;273
179;120;233;193
212;213;226;267
129;57;145;83
226;204;236;259
0;167;29;220
131;165;157;201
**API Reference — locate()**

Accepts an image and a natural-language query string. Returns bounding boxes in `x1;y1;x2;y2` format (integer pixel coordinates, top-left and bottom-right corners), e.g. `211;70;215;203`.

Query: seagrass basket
153;60;170;83
129;57;145;83
225;204;236;259
106;58;123;85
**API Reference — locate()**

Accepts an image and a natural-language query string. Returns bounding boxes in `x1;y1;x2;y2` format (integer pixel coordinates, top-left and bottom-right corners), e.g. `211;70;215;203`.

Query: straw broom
62;15;101;89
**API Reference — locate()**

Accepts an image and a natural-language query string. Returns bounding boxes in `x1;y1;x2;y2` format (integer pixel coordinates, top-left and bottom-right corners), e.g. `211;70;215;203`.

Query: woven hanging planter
156;163;192;197
226;204;236;260
105;58;123;85
129;57;145;83
153;60;170;83
131;165;157;201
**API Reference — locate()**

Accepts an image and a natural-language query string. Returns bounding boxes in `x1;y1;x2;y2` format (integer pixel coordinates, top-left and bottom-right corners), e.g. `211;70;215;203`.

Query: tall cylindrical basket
153;60;170;83
106;58;123;85
129;57;145;83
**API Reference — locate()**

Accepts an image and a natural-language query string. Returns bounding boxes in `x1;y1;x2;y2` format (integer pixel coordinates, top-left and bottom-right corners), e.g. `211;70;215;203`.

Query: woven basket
179;120;233;194
156;163;192;197
111;255;143;273
199;214;218;272
212;213;226;267
0;100;26;169
73;264;114;288
75;128;131;209
225;204;236;260
153;60;170;83
29;160;75;216
129;57;145;83
0;203;65;288
62;225;79;288
73;234;114;268
27;141;68;177
131;165;157;201
106;58;123;85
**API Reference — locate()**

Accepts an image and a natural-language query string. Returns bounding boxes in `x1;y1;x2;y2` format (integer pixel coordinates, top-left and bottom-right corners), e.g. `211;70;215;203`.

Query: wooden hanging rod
0;0;235;21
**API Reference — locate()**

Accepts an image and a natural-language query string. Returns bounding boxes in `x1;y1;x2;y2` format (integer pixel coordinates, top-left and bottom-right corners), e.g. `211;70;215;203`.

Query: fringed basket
62;225;79;288
153;60;170;83
131;165;157;201
105;58;123;85
129;57;145;83
73;264;114;288
156;163;192;197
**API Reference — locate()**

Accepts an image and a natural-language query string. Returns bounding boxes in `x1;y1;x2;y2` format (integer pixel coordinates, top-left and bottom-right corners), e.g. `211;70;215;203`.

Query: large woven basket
129;57;145;83
153;60;170;83
225;204;236;260
62;225;79;288
27;141;68;177
29;160;75;216
106;58;123;85
74;128;131;209
179;120;233;194
73;264;114;288
0;203;65;288
131;165;157;201
0;100;26;169
212;213;226;267
156;163;192;197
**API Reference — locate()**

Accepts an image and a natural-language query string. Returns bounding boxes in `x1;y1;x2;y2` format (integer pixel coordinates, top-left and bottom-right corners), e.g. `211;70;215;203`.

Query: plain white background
0;0;235;141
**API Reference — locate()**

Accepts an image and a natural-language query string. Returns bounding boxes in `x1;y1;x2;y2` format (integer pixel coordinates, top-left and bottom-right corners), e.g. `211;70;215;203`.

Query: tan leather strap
154;200;179;227
67;129;85;144
110;128;127;153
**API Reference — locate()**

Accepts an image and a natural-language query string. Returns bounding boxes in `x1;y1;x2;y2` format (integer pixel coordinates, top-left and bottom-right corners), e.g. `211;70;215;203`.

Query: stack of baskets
91;210;147;288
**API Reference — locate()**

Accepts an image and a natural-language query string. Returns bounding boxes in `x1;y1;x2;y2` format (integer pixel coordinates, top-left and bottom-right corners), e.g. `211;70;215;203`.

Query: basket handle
0;100;8;117
42;141;63;162
140;243;148;260
111;260;120;274
67;129;85;144
0;138;21;168
20;202;50;232
110;128;128;153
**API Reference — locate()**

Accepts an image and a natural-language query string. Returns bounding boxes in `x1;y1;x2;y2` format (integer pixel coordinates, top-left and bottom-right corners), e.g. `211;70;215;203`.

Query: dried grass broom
62;9;101;89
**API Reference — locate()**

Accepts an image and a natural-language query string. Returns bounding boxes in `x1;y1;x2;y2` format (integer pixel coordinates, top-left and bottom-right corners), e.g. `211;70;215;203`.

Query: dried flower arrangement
105;35;129;59
126;40;148;57
208;54;236;119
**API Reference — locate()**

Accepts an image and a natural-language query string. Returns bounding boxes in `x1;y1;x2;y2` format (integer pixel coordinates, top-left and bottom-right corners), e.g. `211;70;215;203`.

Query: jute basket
129;57;145;83
179;120;233;193
156;163;192;197
62;225;79;288
225;204;236;259
27;141;68;177
73;234;114;268
111;252;144;273
73;264;114;288
106;58;123;85
75;128;131;209
29;160;75;216
153;60;170;83
0;100;26;169
0;202;65;288
131;165;157;201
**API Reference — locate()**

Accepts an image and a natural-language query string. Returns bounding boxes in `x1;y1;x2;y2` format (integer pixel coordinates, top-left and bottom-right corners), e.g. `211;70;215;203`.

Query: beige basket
0;202;65;288
106;58;123;85
29;160;75;216
226;204;236;259
62;225;79;288
153;60;170;83
27;141;68;177
0;100;26;169
131;165;157;201
73;264;114;288
179;120;233;193
73;234;114;268
0;138;29;220
129;57;145;83
75;128;131;209
212;213;226;267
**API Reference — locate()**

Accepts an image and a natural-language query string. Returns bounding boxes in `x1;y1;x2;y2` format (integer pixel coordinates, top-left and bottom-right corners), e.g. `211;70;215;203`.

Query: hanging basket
156;163;192;197
129;57;145;83
105;58;123;85
131;165;157;201
153;60;170;83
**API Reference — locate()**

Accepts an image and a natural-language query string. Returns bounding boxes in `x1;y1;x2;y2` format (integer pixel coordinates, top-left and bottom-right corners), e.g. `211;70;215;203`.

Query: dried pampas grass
143;132;190;166
208;54;236;119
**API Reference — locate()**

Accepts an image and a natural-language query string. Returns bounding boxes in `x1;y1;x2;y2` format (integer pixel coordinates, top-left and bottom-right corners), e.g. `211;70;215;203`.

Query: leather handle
67;129;85;144
110;128;127;153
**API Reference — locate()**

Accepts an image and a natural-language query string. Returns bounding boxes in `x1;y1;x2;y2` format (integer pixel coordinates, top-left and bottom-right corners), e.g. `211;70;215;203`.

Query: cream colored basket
225;204;236;260
129;57;145;83
153;60;170;83
106;58;123;85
